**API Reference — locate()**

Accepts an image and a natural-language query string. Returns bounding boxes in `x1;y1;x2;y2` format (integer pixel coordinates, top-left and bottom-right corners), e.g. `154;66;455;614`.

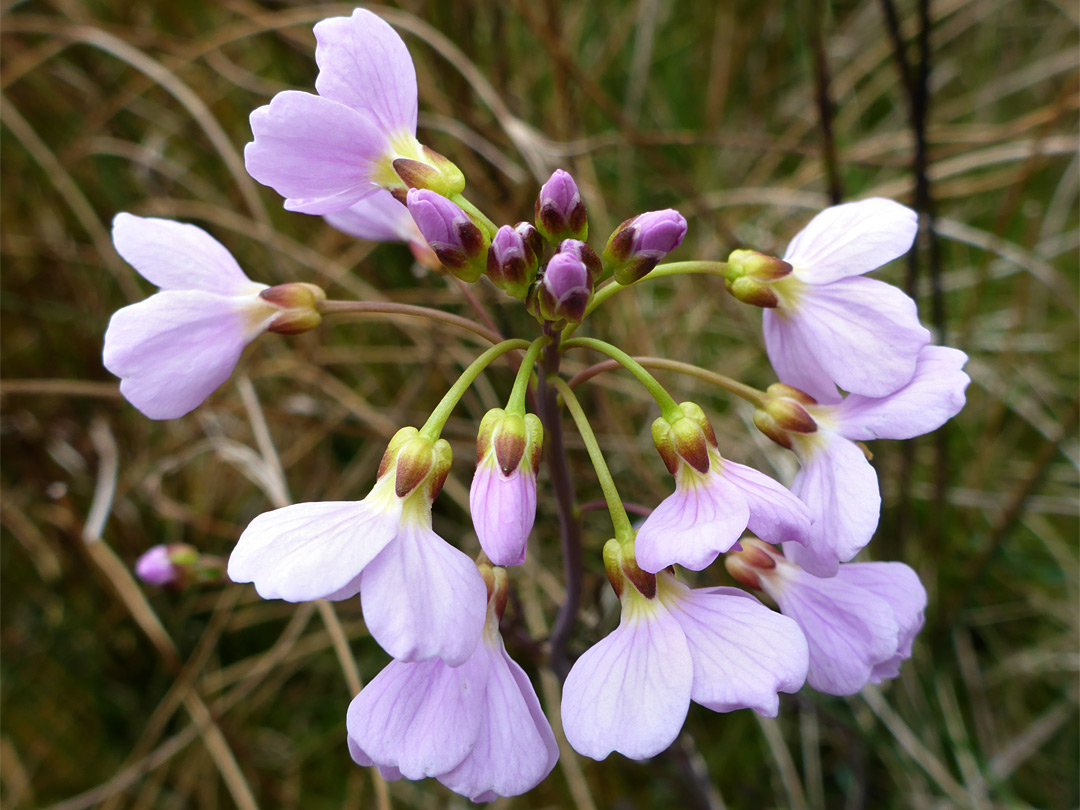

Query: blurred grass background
2;0;1077;808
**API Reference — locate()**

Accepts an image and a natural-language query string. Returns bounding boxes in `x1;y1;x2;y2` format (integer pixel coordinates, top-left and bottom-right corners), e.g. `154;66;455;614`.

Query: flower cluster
102;7;970;803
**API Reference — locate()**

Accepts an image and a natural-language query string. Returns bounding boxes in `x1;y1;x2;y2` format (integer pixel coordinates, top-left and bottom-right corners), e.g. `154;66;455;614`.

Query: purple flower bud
530;251;593;323
486;223;541;299
556;239;602;283
604;209;687;284
135;543;198;586
534;169;588;243
406;189;488;282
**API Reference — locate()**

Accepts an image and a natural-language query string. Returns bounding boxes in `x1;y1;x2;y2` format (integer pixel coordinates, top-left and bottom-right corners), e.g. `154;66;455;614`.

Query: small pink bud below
604;209;687;285
261;282;326;335
725;276;779;308
529;251;593;324
136;543;207;587
728;249;792;281
535;169;588;243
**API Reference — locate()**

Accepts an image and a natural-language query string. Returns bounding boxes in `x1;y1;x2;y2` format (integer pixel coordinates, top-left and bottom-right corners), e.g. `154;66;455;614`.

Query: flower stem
562;260;734;339
536;324;582;681
318;299;501;345
419;339;531;440
506;336;552;414
560;337;683;421
567;355;769;408
551;378;635;544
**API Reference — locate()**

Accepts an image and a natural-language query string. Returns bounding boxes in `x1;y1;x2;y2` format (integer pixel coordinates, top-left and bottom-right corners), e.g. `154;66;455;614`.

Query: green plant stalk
506;335;552;414
560;337;683;421
551;378;635;544
567;355;769;409
419;339;531;440
450;192;498;239
562;260;734;339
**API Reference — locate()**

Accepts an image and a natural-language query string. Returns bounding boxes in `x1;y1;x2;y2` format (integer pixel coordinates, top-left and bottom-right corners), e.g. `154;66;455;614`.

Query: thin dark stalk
809;0;843;204
579;499;653;518
319;299;501;344
537;324;583;681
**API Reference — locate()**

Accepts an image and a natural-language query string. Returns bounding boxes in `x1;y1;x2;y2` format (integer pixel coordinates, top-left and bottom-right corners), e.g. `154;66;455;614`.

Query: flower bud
406;189;488;282
753;391;818;449
724;276;779;308
135;543;224;588
727;249;792;281
260;282;326;335
378;426;453;501
528;252;593;324
471;409;543;566
478;563;510;622
557;239;603;283
392;146;466;197
650;402;718;475
486;223;541;299
603;209;687;284
535;169;588;243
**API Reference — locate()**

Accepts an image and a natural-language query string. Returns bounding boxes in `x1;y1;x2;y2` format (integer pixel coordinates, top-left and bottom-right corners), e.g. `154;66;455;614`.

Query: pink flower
561;542;808;760
754;198;931;402
635;403;811;574
245;10;460;214
469;409;543;566
347;567;558;801
228;428;486;665
727;540;927;695
103;214;323;419
756;345;970;576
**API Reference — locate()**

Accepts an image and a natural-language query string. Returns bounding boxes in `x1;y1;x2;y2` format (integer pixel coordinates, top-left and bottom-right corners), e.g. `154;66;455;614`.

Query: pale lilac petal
112;214;256;294
833;345;970;441
784;198;918;284
103;291;272;420
360;520;486;665
635;472;751;573
766;567;899;695
667;584;808;716
323;189;421;243
717;459;812;546
346;651;489;780
762;309;841;404
347;739;404;782
227;494;402;602
438;642;558;799
245;91;386;215
836;562;926;660
314;9;417;136
469;465;536;567
784;434;880;577
780;276;932;398
562;605;692;760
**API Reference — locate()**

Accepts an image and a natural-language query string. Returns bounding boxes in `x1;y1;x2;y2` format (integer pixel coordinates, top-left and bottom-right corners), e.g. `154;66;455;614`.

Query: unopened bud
392;146;465;197
261;282;326;334
763;397;818;434
557;239;603;283
486;223;541;299
725;276;779;308
476;409;544;475
727;249;792;281
135;543;224;588
535;169;588;243
406;189;488;282
604;209;687;284
528;251;593;324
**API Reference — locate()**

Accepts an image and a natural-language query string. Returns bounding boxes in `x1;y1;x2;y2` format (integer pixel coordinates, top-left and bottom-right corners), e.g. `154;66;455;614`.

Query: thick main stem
537;325;583;681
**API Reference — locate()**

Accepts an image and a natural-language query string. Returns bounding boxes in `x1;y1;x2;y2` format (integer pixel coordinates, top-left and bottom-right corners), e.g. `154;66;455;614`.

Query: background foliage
2;0;1077;808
